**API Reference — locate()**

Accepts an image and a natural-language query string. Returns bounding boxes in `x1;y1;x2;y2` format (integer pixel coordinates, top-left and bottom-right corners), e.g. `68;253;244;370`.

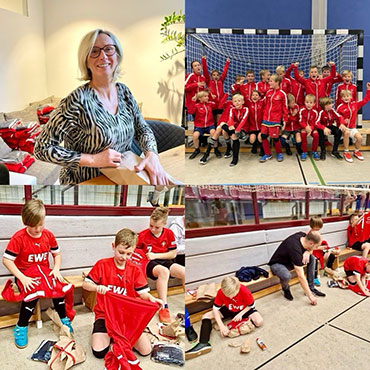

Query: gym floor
0;294;184;369
185;272;370;369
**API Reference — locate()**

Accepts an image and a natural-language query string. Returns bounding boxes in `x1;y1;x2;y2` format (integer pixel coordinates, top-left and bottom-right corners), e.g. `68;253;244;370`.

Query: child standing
246;90;265;155
2;199;73;348
256;69;271;98
136;207;185;324
82;228;162;359
259;74;288;163
185;276;263;359
347;213;370;258
322;65;342;97
243;70;257;101
315;97;345;160
335;70;357;107
299;94;320;160
276;65;291;94
336;82;370;162
285;65;305;107
185;60;206;115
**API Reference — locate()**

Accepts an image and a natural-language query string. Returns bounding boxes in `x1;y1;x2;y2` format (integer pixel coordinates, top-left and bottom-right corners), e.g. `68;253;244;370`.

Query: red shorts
261;125;280;138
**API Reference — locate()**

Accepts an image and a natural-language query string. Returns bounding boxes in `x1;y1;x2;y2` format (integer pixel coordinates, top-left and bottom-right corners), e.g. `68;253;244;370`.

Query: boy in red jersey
280;94;303;157
202;56;230;122
343;256;370;296
347;213;370;258
185;276;263;359
285;65;305;106
137;207;185;324
242;70;257;101
299;94;320;161
256;69;271;98
82;228;162;359
335;70;357;107
185;60;206;115
189;91;217;160
2;199;73;348
259;74;288;163
322;65;342;97
230;74;245;95
315;97;345;160
246;90;265;155
337;83;370;162
276;65;291;94
292;61;336;109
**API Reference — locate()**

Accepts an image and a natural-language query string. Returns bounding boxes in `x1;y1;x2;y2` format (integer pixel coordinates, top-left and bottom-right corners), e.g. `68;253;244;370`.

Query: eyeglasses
89;44;117;58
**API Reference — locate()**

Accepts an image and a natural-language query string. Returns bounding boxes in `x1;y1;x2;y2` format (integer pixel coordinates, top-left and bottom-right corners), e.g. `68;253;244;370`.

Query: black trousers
317;125;342;152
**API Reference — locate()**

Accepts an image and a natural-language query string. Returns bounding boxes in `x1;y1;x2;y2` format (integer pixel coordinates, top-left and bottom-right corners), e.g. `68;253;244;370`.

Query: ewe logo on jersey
27;252;48;263
228;304;245;311
107;285;127;295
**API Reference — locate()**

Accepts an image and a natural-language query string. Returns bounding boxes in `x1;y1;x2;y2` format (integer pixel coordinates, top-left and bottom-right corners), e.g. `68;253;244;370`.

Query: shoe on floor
259;154;272;163
320;151;326;160
343;151;353;163
159;308;171;323
311;288;326;297
185;325;198;343
14;325;28;349
229;160;238;167
61;317;74;333
312;152;319;160
276;153;284;162
300;152;307;161
224;149;232;158
331;151;343;160
214;147;222;158
185;342;212;360
199;154;209;164
353;150;364;161
327;280;339;288
286;146;292;156
189;148;200;159
314;278;321;286
283;288;294;301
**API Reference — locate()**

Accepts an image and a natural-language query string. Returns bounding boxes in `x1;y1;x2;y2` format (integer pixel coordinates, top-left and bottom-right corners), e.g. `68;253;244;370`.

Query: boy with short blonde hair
257;69;271;98
185;276;263;359
335;70;357;107
276;65;291;94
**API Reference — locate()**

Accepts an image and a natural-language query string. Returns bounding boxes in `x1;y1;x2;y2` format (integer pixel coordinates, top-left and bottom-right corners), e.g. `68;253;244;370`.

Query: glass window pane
0;186;25;204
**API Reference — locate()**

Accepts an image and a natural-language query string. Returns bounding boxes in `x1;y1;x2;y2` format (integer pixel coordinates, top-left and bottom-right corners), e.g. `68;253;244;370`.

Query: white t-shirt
169;216;185;255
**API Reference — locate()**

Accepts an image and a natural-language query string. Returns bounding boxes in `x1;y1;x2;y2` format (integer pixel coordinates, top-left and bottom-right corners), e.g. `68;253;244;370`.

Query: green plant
160;11;185;61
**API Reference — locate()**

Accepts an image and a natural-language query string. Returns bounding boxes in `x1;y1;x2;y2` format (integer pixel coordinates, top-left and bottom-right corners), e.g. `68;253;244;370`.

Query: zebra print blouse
34;83;157;184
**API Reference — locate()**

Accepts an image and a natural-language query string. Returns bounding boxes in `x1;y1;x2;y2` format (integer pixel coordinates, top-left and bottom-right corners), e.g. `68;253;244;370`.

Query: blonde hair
305;94;316;103
221;276;240;297
309;216;323;230
259;69;270;78
232;92;244;100
22;199;45;227
196;91;209;100
341;89;352;98
114;228;137;248
276;65;285;74
341;70;353;78
319;96;332;109
287;93;295;104
150;207;169;222
270;74;282;85
78;29;123;81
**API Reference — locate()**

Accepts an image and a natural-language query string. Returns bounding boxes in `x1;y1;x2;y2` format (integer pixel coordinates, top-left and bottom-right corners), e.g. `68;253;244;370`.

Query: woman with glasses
34;29;169;185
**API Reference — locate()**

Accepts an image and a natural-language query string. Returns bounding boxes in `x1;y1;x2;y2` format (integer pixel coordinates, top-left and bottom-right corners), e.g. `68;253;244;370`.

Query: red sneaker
353;150;364;161
158;308;171;323
343;151;353;163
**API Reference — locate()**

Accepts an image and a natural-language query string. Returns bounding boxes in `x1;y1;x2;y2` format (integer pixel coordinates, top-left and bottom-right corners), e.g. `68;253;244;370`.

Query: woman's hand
80;149;121;168
135;151;169;185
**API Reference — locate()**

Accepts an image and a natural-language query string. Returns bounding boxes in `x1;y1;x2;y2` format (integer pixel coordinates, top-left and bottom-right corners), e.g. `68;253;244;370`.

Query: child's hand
328;61;335;66
220;325;230;337
292;109;298;116
281;123;286;131
226;57;230;62
96;285;109;295
232;312;244;322
367;82;370;90
202;55;206;59
344;118;350;125
324;127;331;136
197;81;205;88
151;297;164;308
293;62;299;67
49;268;64;283
146;252;155;261
20;276;40;292
305;126;312;135
339;124;347;133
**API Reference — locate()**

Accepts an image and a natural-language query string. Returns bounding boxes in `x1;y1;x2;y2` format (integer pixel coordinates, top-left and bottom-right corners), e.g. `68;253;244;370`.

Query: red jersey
285;65;305;106
286;103;300;131
315;108;344;130
202;58;230;108
218;101;233;125
263;88;288;124
347;224;363;247
230;83;244;95
85;258;149;320
242;82;256;101
246;99;265;131
185;72;206;114
4;228;59;272
343;256;369;276
293;64;336;109
256;81;270;98
136;228;176;254
228;106;249;132
337;90;370;129
193;101;216;128
299;107;319;130
213;285;254;312
280;76;291;95
335;82;357;107
326;74;342;97
358;212;370;242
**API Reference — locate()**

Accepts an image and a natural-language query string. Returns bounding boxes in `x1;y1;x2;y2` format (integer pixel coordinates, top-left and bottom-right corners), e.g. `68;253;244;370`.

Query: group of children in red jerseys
2;200;185;367
185;56;370;166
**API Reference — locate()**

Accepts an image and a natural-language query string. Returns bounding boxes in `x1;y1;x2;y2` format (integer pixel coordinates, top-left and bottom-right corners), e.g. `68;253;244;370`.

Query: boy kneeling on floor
185;276;263;359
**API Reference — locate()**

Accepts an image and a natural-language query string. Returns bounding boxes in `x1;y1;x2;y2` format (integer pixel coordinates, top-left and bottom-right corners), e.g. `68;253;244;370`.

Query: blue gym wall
186;0;370;120
328;0;370;119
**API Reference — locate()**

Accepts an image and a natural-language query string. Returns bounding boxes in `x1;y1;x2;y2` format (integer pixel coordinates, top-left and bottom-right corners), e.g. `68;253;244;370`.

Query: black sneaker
189;148;200;159
229;159;238;167
320;151;326;160
185;326;198;343
286;146;292;156
311;288;326;297
224;148;232;158
185;342;212;360
283;288;294;301
251;146;257;154
331;151;343;160
327;280;339;288
199;153;209;165
214;147;222;158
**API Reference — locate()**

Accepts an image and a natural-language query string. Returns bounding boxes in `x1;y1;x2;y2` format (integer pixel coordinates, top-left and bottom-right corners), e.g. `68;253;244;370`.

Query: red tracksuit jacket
202;58;230;109
335;82;357;107
299;107;319;130
315;108;344;130
280;76;291;95
326;74;342;97
242;82;257;101
228;106;249;132
286;104;301;131
285;65;305;106
246;99;265;131
185;72;206;114
263;88;288;124
337;89;370;129
256;81;270;98
193;101;216;128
